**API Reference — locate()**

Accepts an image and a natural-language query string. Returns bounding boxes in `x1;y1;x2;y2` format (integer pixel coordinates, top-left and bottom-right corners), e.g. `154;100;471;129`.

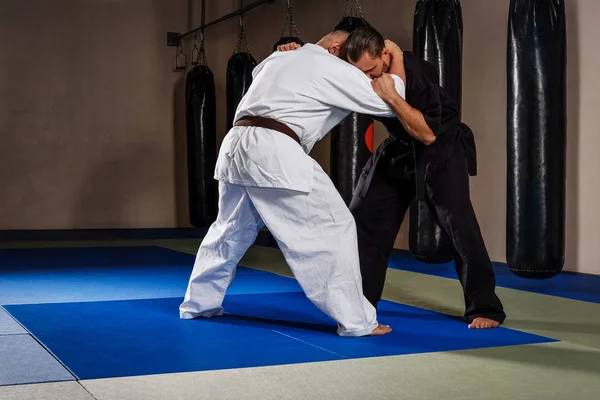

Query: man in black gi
344;26;506;329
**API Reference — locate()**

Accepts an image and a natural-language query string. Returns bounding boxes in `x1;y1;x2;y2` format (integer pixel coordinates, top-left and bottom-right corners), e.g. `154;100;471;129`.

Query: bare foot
370;323;392;336
468;317;500;329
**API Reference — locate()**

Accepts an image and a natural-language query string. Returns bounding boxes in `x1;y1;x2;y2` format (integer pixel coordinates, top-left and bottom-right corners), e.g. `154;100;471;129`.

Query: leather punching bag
185;50;218;228
273;1;303;52
227;19;257;131
507;0;566;279
330;16;375;205
273;36;304;52
409;0;463;263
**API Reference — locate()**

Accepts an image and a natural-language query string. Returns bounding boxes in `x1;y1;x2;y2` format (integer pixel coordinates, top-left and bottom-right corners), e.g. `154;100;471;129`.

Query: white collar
303;43;327;53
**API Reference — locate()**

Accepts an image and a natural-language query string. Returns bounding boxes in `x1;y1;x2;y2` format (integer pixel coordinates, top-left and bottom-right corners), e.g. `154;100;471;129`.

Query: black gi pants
350;137;506;324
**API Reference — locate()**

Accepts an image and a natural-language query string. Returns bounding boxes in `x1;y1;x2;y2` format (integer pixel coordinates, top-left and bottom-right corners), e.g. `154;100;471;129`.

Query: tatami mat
388;251;600;303
78;341;600;400
0;382;94;400
0;246;302;305
1;240;600;399
0;335;74;386
0;308;25;335
5;292;552;380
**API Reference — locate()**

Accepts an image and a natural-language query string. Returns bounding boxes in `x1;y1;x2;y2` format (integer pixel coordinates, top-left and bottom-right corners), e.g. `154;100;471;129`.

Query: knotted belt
234;116;300;145
413;121;477;201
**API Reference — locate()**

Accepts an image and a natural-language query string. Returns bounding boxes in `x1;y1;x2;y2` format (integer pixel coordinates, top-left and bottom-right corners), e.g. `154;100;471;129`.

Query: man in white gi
179;31;406;337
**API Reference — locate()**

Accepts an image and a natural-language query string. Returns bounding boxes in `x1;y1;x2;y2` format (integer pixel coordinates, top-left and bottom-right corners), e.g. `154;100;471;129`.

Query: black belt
413;141;426;201
234;116;300;145
414;121;477;201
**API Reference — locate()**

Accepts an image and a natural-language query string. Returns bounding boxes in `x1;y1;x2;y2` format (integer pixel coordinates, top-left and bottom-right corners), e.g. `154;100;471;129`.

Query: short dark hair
343;26;385;63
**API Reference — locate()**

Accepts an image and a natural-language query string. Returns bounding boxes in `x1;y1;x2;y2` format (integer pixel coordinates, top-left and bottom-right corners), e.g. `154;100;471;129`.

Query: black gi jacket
359;52;477;200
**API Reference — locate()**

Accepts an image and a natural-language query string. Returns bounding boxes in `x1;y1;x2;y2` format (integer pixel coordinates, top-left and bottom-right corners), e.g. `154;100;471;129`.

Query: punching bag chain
192;32;200;65
174;44;187;70
196;30;208;66
234;14;251;55
280;0;299;38
342;0;364;18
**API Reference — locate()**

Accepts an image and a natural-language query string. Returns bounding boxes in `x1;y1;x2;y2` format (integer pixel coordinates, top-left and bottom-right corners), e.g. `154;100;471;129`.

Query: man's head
343;26;390;78
316;30;349;57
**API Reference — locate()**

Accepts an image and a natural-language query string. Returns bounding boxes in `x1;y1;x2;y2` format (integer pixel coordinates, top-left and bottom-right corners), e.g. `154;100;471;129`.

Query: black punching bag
185;49;218;227
273;36;304;52
409;0;463;263
330;15;375;205
507;0;566;279
227;19;257;131
226;53;256;131
273;1;303;52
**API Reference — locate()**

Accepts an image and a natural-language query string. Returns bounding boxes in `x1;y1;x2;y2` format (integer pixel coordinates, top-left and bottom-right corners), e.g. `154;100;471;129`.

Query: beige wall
0;0;190;229
450;0;599;276
1;0;598;275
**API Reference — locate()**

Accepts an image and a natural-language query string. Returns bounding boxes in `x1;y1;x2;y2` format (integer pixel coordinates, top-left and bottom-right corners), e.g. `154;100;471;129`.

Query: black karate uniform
350;52;506;324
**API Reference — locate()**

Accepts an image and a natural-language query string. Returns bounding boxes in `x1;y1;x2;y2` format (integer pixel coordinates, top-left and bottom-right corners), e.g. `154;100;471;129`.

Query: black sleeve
410;70;443;135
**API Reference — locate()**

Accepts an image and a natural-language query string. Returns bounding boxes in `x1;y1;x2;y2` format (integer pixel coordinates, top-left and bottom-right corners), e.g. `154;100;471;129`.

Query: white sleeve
315;62;406;117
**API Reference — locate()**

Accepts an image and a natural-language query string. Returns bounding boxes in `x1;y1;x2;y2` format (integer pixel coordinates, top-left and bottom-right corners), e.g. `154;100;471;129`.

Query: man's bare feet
468;317;500;329
370;323;392;336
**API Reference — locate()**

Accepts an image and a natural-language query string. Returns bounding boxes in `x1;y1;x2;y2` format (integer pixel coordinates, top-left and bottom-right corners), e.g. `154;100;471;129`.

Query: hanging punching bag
273;1;304;52
185;46;218;228
330;7;375;205
408;0;463;263
226;52;256;131
507;0;566;279
273;36;304;52
227;17;257;132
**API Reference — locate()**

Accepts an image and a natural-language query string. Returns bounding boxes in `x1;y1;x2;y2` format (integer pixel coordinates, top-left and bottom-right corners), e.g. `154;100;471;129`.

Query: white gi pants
179;161;379;337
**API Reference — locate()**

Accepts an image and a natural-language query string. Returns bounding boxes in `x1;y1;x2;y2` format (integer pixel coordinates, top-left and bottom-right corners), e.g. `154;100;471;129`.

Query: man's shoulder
272;44;343;71
404;52;437;75
403;52;440;91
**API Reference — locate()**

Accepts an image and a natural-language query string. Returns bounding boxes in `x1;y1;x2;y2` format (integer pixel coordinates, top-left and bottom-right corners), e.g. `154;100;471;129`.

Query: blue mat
0;228;277;246
0;247;302;305
0;334;74;386
0;228;206;241
389;250;600;304
0;246;197;271
5;292;555;380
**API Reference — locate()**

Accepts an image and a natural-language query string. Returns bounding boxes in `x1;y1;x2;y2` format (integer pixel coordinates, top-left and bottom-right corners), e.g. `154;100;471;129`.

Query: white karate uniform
179;44;406;337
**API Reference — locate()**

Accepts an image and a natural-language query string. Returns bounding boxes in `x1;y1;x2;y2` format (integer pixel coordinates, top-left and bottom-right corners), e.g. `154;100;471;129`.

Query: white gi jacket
214;44;406;193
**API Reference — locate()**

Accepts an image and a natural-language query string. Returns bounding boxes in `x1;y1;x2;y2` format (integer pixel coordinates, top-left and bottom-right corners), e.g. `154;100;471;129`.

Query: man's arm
277;42;406;117
382;40;436;145
316;60;406;118
387;95;437;146
372;74;437;146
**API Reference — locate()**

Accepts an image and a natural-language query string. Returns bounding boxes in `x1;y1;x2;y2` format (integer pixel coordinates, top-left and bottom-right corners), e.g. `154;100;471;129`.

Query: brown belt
233;116;300;145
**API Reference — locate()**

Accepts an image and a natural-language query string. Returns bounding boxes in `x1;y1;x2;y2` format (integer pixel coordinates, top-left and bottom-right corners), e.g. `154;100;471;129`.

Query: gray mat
0;308;26;335
0;335;74;386
0;382;94;400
